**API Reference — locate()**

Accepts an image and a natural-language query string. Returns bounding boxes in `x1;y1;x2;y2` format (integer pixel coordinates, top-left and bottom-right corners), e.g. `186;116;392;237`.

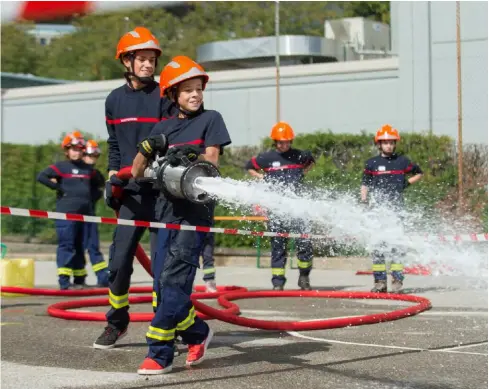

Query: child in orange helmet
94;27;177;350
132;55;231;375
361;124;423;293
245;122;315;291
82;140;109;287
37;132;100;290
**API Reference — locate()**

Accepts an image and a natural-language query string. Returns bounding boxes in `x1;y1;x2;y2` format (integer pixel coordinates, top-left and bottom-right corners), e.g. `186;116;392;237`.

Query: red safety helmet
374;124;400;143
61;131;85;149
85;140;101;156
115;27;162;59
159;55;209;97
270;121;295;141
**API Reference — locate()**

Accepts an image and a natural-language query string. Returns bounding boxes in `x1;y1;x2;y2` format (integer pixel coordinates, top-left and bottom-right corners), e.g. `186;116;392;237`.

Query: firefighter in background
83;140;109;287
361;124;423;293
37;131;100;290
245;122;315;291
132;55;232;374
93;27;176;349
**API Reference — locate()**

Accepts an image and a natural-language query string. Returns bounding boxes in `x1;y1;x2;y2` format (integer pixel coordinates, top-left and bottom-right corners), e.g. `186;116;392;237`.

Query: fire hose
1;164;432;330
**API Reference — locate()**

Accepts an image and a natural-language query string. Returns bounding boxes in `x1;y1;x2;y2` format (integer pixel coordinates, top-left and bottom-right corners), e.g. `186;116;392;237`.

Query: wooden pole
275;0;280;122
456;1;464;211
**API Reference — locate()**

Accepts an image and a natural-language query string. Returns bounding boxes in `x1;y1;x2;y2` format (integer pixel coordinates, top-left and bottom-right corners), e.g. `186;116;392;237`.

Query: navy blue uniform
362;153;423;281
245;148;315;287
105;81;176;330
146;109;231;368
83;168;109;286
37;160;98;289
201;231;215;281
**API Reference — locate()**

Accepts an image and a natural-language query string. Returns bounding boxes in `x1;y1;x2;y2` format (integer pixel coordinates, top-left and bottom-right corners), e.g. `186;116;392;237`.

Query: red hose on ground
2;285;432;330
1;168;432;330
192;290;432;331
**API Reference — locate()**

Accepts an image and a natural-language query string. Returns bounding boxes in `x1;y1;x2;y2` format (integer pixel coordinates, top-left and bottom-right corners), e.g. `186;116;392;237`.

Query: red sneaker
137;358;172;375
186;328;214;366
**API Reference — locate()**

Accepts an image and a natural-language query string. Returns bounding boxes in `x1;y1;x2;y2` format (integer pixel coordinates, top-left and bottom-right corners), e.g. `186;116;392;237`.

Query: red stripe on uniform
364;169;406;176
30;210;49;218
0;206;11;215
106;117;160;125
250;157;261;170
49;165;90;179
263;164;304;172
168;139;205;148
50;165;62;176
66;213;84;221
20;1;92;21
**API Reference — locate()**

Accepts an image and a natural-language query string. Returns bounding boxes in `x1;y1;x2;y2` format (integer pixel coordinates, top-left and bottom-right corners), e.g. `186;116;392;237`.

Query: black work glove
301;150;315;167
138;134;168;159
166;146;201;167
104;181;121;211
55;185;65;199
104;175;128;211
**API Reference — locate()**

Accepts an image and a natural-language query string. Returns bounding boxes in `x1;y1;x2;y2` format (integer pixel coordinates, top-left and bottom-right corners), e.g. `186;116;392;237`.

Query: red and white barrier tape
1;206;487;243
1;1;183;23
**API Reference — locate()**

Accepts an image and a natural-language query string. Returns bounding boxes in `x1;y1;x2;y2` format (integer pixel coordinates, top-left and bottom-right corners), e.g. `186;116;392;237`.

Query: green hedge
1;131;486;248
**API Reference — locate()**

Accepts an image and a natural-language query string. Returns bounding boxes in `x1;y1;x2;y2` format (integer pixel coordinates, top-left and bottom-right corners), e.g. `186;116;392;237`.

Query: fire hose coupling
142;145;221;205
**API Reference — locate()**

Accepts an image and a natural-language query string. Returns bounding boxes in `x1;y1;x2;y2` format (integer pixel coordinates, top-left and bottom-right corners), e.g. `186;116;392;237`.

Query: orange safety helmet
61;131;85;149
270;121;295;141
374;124;400;143
115;26;162;59
159;55;209;97
85;140;101;156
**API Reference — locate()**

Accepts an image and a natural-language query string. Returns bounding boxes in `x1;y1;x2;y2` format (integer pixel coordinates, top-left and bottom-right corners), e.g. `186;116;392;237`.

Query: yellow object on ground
1;258;35;297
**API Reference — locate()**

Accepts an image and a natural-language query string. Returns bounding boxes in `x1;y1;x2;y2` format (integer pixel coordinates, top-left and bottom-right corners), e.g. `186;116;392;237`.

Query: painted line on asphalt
287;331;488;356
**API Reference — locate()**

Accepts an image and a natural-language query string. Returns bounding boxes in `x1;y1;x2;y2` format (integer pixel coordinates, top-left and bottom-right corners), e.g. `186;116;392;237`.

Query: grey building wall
1;2;487;146
395;1;488;144
1;59;399;147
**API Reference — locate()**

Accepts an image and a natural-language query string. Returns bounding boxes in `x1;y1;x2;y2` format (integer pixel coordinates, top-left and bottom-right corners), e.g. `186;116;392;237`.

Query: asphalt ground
1;263;488;389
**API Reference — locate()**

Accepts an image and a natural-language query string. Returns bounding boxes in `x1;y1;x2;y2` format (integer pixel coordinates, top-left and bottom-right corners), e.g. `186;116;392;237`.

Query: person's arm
106;96;120;178
202;145;220;166
302;150;316;174
132;152;148;178
37;164;61;190
361;161;372;202
203;111;232;167
132;130;168;178
405;161;423;186
245;156;264;179
360;185;369;203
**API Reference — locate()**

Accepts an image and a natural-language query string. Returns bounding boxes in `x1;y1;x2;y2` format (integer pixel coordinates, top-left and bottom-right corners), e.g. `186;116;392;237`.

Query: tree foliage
2;132;486;247
1;2;390;80
1;22;40;74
